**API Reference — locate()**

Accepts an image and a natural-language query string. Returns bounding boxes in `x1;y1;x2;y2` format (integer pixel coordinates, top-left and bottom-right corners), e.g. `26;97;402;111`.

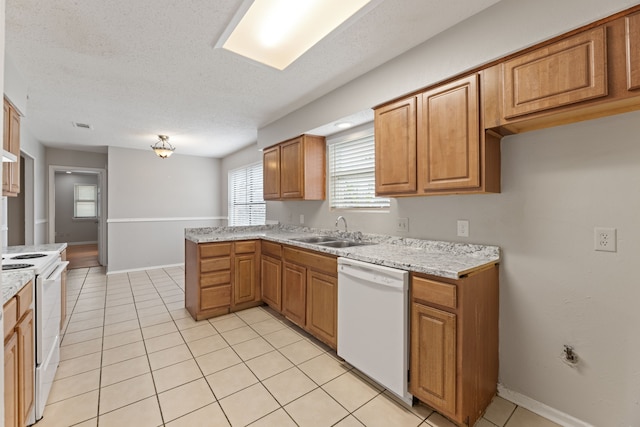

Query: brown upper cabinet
502;27;608;119
374;73;501;197
374;97;417;194
484;9;640;134
263;134;326;201
3;98;21;197
626;12;640;91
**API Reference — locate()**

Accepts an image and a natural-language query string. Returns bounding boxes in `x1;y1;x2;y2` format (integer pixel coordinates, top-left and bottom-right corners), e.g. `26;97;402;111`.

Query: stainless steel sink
290;236;340;244
316;240;369;248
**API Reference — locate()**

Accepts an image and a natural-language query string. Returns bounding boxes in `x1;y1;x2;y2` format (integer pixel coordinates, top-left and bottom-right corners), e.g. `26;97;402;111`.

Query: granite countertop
2;270;35;304
3;243;68;254
185;225;500;279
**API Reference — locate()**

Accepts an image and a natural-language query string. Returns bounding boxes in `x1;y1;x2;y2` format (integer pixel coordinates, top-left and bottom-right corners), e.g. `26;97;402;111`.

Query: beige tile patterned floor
36;266;561;427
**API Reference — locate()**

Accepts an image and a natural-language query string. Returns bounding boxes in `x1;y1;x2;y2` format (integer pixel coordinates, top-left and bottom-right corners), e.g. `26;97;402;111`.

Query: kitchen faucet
335;216;348;232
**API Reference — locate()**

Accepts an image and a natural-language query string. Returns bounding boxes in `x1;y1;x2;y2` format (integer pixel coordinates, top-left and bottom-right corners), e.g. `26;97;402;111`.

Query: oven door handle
44;261;69;283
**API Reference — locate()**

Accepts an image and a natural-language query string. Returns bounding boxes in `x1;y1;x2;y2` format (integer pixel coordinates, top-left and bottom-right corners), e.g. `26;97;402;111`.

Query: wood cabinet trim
626;12;640;90
3;298;18;339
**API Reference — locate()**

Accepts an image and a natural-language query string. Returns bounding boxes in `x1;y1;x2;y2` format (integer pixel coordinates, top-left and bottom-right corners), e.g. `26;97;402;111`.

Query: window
228;162;266;226
74;184;97;218
329;130;390;210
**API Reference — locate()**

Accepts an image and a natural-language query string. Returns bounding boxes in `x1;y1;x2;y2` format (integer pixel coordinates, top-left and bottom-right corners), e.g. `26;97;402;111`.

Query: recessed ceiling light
216;0;379;70
335;122;353;129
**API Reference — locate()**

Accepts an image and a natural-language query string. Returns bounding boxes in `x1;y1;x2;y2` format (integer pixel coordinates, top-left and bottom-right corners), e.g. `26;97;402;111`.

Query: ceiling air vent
72;122;93;130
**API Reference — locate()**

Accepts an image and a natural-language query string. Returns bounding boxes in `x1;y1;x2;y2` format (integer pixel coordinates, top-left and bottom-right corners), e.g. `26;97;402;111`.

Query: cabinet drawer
412;277;456;309
283;246;337;276
200;257;231;273
201;271;231;288
200;285;231;311
261;241;282;258
16;281;33;319
235;241;257;254
200;243;232;258
3;297;17;339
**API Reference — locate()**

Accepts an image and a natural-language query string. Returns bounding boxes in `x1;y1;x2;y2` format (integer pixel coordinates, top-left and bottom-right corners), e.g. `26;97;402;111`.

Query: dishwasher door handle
339;264;406;290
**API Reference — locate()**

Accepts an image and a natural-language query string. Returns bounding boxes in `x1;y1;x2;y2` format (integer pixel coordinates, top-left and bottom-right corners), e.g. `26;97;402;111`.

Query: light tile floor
37;266;561;427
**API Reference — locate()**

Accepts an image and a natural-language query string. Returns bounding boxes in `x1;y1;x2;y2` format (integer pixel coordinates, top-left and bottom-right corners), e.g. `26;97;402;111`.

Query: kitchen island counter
185;225;499;279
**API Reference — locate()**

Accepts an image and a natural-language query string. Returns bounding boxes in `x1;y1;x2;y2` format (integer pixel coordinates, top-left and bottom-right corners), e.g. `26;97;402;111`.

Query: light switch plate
457;220;469;237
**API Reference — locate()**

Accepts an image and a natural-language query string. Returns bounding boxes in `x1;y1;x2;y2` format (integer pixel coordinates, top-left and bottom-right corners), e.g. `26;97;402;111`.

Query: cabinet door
306;270;337;349
263;145;281;200
233;253;258;306
419;75;480;192
17;309;34;425
374;97;417;195
4;332;19;427
626;12;640;91
261;255;282;311
410;303;456;415
3;101;11;194
282;262;306;327
503;26;607;118
280;138;304;199
8;106;20;195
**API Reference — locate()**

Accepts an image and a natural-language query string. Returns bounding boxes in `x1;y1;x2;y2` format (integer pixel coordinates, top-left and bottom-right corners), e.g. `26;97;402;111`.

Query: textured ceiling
5;0;501;158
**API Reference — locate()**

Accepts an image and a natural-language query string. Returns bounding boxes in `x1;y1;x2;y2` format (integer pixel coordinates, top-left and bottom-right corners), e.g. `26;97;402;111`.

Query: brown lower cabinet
410;266;498;427
4;280;35;427
281;246;338;349
185;240;261;320
260;241;282;311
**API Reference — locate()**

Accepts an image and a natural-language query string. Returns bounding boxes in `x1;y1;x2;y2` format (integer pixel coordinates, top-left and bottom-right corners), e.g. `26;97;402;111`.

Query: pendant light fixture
151;135;175;159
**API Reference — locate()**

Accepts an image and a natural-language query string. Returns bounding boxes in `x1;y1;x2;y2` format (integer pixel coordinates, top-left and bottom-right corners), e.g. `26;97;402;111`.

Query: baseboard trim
497;384;594;427
67;241;98;246
106;263;185;275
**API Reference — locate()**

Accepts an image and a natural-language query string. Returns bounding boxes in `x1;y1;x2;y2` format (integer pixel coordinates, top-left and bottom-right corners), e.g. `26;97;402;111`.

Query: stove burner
2;263;35;271
11;253;48;260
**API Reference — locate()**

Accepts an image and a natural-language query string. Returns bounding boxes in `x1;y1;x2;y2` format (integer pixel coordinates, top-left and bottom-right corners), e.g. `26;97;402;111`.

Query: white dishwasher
337;257;413;406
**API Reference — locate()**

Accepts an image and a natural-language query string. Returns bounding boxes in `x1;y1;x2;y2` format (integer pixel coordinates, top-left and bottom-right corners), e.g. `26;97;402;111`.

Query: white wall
107;146;223;273
252;0;640;425
219;143;262;222
54;172;98;243
20;126;47;244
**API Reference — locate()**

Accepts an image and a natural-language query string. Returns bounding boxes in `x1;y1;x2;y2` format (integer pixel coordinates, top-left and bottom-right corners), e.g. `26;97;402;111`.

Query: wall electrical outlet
594;227;616;252
457;220;469;237
396;217;409;233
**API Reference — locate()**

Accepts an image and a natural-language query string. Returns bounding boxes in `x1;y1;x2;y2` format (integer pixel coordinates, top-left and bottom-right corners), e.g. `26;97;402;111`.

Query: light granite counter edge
3;271;35;305
185;225;500;280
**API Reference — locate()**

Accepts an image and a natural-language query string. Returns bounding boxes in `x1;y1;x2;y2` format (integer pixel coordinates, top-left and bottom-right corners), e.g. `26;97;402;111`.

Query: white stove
2;251;60;275
2;250;68;424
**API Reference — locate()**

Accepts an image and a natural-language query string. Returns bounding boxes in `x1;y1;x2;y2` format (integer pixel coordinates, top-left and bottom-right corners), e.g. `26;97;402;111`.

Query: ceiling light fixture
151;135;175;159
216;0;378;70
335;122;353;129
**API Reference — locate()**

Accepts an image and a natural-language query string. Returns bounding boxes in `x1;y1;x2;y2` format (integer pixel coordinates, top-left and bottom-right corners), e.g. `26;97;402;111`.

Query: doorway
6;152;35;246
48;165;107;267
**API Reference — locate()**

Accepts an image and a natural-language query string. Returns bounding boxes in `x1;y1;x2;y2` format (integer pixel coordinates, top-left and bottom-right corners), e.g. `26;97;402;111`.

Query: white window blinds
74;184;97;218
329;132;390;209
228;162;266;226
